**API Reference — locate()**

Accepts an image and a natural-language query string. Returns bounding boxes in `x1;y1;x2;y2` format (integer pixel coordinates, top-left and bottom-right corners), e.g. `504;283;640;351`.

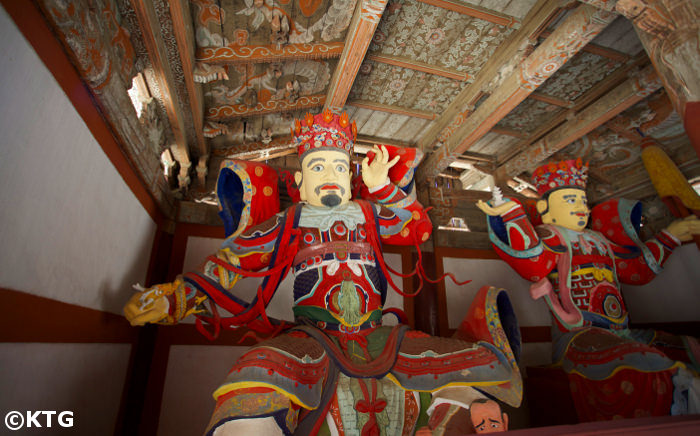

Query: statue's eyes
336;165;347;173
567;198;575;204
311;164;323;172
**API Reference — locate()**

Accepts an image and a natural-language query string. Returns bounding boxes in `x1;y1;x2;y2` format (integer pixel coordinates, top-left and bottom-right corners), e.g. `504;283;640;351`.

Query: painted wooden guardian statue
477;159;700;421
124;111;522;435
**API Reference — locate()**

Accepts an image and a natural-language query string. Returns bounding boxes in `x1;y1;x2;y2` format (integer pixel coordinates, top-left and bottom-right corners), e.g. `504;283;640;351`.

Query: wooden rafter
324;0;389;112
169;0;207;157
417;0;565;151
130;0;190;167
498;66;662;179
196;42;345;65
418;4;618;181
415;0;520;28
366;54;470;81
347;100;436;120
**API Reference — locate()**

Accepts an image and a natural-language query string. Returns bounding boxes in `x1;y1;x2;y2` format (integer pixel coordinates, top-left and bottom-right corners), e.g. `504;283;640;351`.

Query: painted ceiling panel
351;61;466;112
495;99;562;134
370;0;515;75
192;0;357;48
537;51;623;102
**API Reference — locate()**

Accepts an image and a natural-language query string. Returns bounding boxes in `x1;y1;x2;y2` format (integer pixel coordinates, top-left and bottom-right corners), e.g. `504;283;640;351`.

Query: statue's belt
551;266;614;283
293;306;383;331
293;241;373;267
292;323;409;379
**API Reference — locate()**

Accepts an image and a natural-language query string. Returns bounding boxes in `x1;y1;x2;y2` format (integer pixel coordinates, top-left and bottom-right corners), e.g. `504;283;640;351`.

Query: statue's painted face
295;149;352;207
470;400;508;433
538;188;589;231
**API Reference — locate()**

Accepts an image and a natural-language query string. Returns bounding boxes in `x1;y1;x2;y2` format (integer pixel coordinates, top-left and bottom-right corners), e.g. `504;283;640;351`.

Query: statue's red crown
292;109;357;161
532;158;589;196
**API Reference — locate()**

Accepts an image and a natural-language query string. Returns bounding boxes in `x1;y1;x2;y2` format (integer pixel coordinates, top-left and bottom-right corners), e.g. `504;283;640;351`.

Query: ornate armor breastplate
292;221;384;331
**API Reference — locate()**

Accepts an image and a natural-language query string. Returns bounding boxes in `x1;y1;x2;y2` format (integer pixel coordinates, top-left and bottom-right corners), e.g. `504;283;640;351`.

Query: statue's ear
536;199;547;214
294;171;302;187
503;412;509;431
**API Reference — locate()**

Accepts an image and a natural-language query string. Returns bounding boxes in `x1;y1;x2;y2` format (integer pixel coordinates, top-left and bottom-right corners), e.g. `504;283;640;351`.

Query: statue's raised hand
123;283;172;326
476;199;518;216
362;145;400;190
665;215;700;242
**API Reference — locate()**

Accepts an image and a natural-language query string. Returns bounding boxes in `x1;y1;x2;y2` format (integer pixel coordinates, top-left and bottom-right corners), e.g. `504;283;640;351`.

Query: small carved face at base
538;187;589;231
470;399;508;433
295;149;352;207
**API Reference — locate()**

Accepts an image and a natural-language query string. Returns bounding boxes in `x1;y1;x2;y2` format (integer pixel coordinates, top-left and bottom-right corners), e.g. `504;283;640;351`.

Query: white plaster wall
443;246;700;331
184;237;405;324
0;7;156;314
622;243;700;323
158;345;249;436
0;343;131;435
442;257;550;329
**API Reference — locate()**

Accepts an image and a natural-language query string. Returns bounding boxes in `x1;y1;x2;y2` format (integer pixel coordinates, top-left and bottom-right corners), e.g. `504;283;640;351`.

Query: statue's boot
454;285;523;407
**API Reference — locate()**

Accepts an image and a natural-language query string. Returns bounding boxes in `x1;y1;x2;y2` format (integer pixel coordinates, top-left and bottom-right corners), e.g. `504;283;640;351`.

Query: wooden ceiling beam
529;91;574;107
325;0;389;112
415;0;520;28
460;150;496;164
498;65;662;178
366;54;470;81
130;0;191;171
347;100;436;120
418;3;618;181
417;0;566;152
490;127;528;139
206;94;326;120
356;134;415;148
196;42;345;65
169;0;207;157
496;54;648;165
538;30;630;62
211;137;295;159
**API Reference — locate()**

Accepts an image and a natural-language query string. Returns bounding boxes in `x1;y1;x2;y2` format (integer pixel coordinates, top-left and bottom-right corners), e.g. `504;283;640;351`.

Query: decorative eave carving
196;42;345;64
206;94;326;120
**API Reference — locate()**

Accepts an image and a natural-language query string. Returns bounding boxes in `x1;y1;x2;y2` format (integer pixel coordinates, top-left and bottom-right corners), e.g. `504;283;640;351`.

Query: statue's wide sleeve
161;212;286;323
486;201;560;283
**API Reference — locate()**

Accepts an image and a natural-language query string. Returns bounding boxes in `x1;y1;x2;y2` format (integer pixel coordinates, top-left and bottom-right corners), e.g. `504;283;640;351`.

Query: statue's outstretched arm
124;213;284;326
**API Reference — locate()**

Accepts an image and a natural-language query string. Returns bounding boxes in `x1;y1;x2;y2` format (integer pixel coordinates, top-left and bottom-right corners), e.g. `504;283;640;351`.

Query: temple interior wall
0;6;156;314
0;7;153;433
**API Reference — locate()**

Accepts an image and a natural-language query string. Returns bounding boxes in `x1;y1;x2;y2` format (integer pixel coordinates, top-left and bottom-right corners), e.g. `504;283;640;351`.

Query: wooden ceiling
30;0;700;246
